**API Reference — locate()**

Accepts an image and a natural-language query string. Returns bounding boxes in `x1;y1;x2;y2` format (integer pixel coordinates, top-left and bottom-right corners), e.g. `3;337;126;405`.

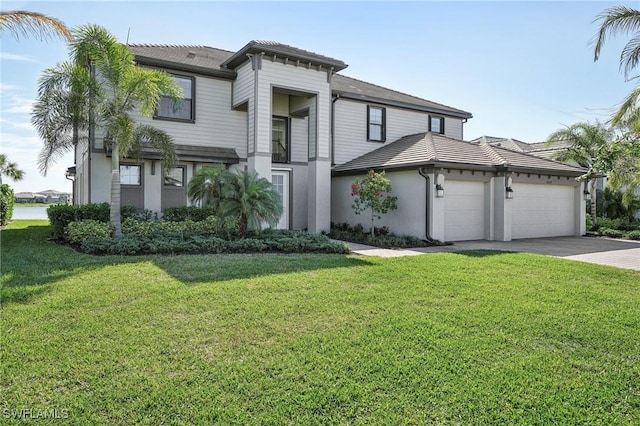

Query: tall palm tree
593;6;640;123
0;154;25;184
220;170;283;238
33;25;181;237
546;122;613;222
0;10;72;41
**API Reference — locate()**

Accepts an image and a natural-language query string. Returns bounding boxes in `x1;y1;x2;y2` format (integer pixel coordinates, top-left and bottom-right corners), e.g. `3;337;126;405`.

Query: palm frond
0;10;72;41
593;6;640;62
131;124;176;173
621;34;640;80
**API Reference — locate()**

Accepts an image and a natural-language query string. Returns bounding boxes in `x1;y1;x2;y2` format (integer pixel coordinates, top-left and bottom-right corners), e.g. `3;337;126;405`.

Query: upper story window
429;116;445;135
272;117;289;163
155;75;195;122
367;105;386;142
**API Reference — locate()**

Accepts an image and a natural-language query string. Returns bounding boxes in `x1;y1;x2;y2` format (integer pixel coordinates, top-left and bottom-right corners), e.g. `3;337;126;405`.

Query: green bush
328;223;438;249
162;206;217;222
0;184;15;226
67;220;114;245
599;228;625;239
626;230;640;241
48;203;140;241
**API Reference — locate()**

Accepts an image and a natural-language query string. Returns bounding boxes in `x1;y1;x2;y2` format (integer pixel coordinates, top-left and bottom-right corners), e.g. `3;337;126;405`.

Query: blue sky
0;0;634;193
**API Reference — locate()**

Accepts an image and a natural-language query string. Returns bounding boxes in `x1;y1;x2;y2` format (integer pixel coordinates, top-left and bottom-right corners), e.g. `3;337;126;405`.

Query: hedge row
0;184;14;226
47;203;142;240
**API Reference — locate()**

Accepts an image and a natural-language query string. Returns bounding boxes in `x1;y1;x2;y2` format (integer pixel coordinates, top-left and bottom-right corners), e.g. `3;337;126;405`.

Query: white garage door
512;184;575;239
445;181;486;241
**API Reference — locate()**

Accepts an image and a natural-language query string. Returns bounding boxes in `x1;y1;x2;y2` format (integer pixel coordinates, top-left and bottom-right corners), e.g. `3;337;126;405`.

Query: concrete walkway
340;236;640;271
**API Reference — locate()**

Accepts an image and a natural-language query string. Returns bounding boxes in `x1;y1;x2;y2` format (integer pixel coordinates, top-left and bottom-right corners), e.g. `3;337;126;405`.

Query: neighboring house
14;192;46;203
73;40;587;241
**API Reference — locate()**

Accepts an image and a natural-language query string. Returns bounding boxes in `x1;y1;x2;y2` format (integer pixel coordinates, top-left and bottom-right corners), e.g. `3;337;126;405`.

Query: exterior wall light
435;184;444;198
505;186;514;199
583;189;591;201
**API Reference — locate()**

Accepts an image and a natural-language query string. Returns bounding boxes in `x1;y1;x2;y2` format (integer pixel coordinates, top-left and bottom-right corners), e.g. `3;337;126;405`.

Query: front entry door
271;171;289;229
162;166;186;210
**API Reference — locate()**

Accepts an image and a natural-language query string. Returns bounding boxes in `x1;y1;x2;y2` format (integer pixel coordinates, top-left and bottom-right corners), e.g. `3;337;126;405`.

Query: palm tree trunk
590;178;597;223
111;144;122;238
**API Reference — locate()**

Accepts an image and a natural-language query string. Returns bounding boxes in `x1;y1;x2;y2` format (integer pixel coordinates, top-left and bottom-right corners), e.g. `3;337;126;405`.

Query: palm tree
0;10;72;41
33;25;181;237
187;166;226;209
0;154;25;184
593;6;640;123
220;170;283;238
545;122;613;222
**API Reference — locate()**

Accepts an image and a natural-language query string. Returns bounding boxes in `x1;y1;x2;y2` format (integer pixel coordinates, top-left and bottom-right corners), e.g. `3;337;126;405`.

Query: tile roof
127;43;468;117
221;40;348;71
333;132;586;175
332;74;472;118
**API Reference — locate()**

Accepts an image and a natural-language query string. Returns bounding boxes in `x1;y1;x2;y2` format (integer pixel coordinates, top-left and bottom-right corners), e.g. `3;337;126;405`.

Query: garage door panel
512;184;575;239
445;181;485;241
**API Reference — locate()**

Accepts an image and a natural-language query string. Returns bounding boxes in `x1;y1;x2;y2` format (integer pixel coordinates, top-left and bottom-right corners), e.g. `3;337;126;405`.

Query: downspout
331;94;340;166
418;168;433;241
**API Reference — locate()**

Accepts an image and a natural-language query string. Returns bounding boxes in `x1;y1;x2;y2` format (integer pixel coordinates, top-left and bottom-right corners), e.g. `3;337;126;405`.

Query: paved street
342;236;640;271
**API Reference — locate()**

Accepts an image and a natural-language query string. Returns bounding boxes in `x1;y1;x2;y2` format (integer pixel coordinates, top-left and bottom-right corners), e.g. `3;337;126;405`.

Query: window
429;116;445;134
120;165;141;185
155;75;194;122
367;106;385;142
272;117;289;163
164;167;184;187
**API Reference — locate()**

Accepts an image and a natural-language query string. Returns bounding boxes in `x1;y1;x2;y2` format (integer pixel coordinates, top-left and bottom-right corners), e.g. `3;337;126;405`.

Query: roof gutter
333;92;473;119
331;94;340;166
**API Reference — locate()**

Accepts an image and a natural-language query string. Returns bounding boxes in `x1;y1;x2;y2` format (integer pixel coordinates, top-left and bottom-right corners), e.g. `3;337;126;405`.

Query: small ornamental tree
350;170;398;237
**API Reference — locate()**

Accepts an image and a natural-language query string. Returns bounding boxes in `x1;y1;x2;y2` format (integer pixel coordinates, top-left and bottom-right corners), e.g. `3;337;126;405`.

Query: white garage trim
445;181;486;241
512;183;575;239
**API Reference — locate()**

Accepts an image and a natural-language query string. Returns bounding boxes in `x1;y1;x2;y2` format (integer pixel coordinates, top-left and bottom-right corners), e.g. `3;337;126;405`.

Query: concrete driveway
345;237;640;271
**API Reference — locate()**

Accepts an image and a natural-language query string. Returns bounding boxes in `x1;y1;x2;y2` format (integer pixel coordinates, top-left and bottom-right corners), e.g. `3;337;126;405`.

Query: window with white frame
367;105;385;142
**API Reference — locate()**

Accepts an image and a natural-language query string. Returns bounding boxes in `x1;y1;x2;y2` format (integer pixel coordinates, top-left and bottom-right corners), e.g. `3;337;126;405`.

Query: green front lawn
2;220;640;424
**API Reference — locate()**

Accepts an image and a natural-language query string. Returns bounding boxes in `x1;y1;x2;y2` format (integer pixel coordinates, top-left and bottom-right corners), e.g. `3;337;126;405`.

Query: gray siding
131;74;247;158
333;99;465;165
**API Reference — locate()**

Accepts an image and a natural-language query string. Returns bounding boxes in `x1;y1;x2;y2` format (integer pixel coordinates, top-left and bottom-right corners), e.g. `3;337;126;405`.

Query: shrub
67;220;113;245
626;230;640;240
162;206;217;222
600;228;625;239
47;203;138;241
0;184;15;226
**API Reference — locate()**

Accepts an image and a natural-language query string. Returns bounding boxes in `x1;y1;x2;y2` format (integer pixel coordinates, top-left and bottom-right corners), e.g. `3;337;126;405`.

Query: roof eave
222;43;347;71
135;55;237;80
333;92;473;119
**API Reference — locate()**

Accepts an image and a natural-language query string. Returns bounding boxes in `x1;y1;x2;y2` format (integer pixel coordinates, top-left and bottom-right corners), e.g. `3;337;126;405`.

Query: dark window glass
272;117;288;163
156;76;193;121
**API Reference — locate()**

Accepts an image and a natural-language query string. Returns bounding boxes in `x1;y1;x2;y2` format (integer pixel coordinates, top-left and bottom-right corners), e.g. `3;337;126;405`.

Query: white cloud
0;52;36;62
1;96;34;113
0;82;20;94
0;118;34;131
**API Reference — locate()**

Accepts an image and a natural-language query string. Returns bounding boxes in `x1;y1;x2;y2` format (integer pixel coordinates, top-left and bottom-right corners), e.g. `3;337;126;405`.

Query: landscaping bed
327;222;445;248
587;217;640;240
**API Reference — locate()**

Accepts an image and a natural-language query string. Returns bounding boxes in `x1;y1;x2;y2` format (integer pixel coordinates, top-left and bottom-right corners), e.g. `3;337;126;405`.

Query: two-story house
73;40;587;242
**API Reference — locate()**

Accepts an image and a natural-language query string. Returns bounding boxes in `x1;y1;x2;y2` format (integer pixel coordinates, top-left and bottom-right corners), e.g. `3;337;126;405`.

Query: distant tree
350;170;398;237
545;122;613;222
220;170;283;238
0;154;25;184
593;6;640;123
0;10;72;41
32;25;181;238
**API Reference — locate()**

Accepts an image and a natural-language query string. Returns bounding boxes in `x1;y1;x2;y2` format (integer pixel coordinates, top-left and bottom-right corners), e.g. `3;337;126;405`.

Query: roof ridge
335;74;467;114
492;145;585;171
479;141;508;165
426;132;438;160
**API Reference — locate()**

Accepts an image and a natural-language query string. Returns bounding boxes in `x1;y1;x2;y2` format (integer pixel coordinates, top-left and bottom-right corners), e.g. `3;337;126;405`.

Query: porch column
493;175;512;241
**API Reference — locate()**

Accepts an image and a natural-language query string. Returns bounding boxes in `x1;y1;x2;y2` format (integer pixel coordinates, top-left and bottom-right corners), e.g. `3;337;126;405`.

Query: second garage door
512;183;575;239
444;181;486;241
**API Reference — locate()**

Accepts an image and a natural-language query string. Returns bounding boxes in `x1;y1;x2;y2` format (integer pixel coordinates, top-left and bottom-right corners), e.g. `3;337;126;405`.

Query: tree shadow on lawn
453;249;518;258
1;224;373;304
